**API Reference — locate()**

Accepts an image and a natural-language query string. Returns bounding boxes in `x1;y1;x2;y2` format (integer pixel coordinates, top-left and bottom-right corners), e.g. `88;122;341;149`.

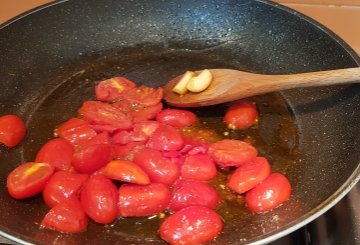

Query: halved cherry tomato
95;76;136;102
181;154;217;181
227;157;271;194
121;86;163;107
43;171;88;207
35;138;74;172
103;160;150;185
82;132;111;146
159;206;223;245
146;124;184;151
168;179;220;212
55;118;97;146
131;103;163;123
80;175;118;224
0;114;26;148
41;197;88;233
111;121;160;145
156;109;197;127
7;162;55;199
134;148;180;185
118;183;170;217
112;141;145;160
208;139;258;168
245;173;291;213
224;100;258;129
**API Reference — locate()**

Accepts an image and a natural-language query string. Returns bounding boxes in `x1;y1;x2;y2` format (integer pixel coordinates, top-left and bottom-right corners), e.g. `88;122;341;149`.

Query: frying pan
0;0;359;244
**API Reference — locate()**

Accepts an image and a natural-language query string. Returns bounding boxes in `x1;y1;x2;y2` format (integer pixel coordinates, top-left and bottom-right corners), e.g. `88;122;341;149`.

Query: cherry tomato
156;109;197;127
55;118;97;146
43;171;88;207
7;162;55;199
95;76;136;102
146;124;184;151
181;154;217;181
35;138;74;172
159;206;223;245
131;103;163;123
41;197;88;233
224;100;258;129
208;139;258;168
80;175;118;224
227;157;271;194
134;148;180;185
0;114;26;148
82;132;110;146
168;179;220;212
118;183;170;217
72;143;112;174
245;173;291;213
112;141;145;160
103;160;150;185
122;85;163;107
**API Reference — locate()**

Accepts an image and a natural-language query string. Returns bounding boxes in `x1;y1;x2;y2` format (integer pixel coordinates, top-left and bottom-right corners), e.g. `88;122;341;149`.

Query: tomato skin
0;114;26;147
134;148;180;185
208;139;258;168
168;179;220;212
7;162;55;199
112;141;145;161
156;109;197;127
43;171;88;207
118;183;170;217
159;206;223;245
227;157;271;194
181;154;217;181
245;173;291;213
146;124;184;151
224;100;258;129
132;103;163;123
95;77;136;102
80;175;118;224
35;138;74;172
41;197;88;233
122;86;163;107
56;118;97;146
103;160;150;185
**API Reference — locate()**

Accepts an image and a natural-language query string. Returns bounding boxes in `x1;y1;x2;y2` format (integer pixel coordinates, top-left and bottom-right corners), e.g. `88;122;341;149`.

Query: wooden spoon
163;68;360;107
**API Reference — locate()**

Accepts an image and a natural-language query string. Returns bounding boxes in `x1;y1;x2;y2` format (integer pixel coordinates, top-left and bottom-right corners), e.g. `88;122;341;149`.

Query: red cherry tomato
132;103;163;123
112;141;145;161
245;173;292;213
134;148;180;185
0;114;26;148
118;183;170;217
35;138;74;172
159;206;223;245
181;154;217;181
43;171;88;207
168;179;220;212
208;139;258;168
7;162;55;199
122;85;163;107
55;118;97;146
41;197;88;233
103;160;150;185
146;124;184;151
95;77;136;102
80;175;118;224
224;100;258;129
72;143;112;174
227;157;271;194
156;109;197;127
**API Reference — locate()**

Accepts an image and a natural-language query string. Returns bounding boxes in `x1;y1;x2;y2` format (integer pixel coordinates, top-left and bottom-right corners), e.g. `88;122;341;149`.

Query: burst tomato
121;86;163;107
224;100;258;129
131;103;163;123
0;114;26;147
95;76;136;102
146;124;184;151
156;109;197;127
112;141;145;160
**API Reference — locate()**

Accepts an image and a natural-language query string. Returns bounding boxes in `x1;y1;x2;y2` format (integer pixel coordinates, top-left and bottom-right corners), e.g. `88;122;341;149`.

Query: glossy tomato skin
168;179;220;212
118;183;170;217
112;141;145;161
245;173;291;213
227;157;271;194
80;175;118;224
146;124;184;151
224;100;258;129
7;162;55;199
156;109;197;127
41;197;88;233
181;154;217;181
95;76;136;102
35;138;74;172
0;114;26;148
208;139;258;168
103;160;150;185
43;171;88;207
55;118;97;146
159;206;223;245
134;148;180;185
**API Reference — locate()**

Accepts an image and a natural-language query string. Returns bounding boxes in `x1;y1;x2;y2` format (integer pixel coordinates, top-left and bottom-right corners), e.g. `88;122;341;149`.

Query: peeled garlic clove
172;71;195;95
186;69;213;93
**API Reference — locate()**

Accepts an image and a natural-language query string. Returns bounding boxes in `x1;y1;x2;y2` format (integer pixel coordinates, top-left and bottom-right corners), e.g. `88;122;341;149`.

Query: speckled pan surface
0;0;359;244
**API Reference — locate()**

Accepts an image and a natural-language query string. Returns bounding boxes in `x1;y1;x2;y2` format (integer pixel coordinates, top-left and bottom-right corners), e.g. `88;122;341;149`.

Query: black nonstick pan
0;0;359;244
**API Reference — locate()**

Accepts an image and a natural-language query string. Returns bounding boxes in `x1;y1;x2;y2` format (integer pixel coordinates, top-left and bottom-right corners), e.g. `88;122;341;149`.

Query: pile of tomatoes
2;76;291;245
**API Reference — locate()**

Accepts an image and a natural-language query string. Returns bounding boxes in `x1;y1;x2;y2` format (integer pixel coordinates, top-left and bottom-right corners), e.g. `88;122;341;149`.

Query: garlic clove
172;71;195;95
